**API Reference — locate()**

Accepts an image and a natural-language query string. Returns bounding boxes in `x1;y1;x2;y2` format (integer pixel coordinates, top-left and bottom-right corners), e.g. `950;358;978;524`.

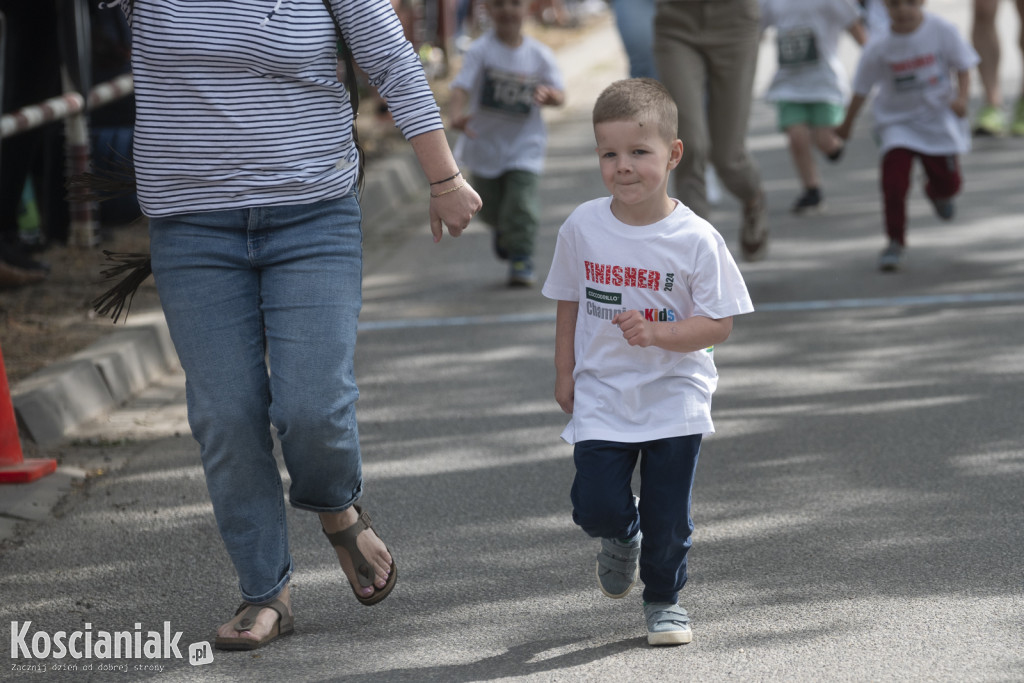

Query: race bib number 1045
480;68;536;116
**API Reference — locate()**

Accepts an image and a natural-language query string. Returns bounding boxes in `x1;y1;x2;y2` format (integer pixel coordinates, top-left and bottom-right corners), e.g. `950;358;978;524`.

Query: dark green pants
471;170;540;259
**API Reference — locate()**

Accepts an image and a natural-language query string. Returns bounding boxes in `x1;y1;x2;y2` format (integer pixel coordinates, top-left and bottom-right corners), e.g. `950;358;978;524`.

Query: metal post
59;0;99;247
0;10;7;180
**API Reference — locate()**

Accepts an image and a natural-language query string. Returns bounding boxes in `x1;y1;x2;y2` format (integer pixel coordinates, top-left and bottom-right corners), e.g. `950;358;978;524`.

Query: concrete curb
10;312;179;447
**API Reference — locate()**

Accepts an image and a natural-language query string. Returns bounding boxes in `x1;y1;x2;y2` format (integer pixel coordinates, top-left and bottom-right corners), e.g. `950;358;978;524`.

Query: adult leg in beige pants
654;0;767;259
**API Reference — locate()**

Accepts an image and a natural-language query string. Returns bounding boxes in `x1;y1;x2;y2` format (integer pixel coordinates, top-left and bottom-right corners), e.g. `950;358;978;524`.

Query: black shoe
0;260;47;288
826;144;844;163
791;188;823;215
0;241;50;272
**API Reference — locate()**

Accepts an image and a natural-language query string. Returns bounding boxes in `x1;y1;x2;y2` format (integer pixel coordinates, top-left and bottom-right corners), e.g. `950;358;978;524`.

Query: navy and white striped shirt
112;0;443;217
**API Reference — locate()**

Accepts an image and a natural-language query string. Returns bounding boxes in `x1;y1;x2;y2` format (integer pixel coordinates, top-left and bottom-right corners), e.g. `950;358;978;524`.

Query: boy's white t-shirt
852;12;979;155
450;30;564;178
541;198;754;445
862;0;890;42
760;0;861;105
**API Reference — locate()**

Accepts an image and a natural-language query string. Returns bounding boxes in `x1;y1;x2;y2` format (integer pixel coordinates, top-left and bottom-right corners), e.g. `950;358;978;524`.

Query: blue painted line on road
357;291;1024;332
359;311;556;332
755;290;1024;312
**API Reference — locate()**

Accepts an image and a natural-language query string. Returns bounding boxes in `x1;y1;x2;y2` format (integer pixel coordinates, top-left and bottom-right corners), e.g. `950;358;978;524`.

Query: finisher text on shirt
890;54;935;74
584;261;662;291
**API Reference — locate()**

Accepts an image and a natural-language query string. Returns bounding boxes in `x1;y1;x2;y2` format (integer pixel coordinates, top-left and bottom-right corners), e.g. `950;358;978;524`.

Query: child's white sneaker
644;602;692;646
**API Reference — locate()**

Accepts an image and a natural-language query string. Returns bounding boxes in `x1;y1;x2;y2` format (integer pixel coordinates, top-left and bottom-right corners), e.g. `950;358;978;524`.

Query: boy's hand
534;85;564;107
555;372;575;415
836;94;865;143
950;97;968;118
612;310;655;347
450;114;476;137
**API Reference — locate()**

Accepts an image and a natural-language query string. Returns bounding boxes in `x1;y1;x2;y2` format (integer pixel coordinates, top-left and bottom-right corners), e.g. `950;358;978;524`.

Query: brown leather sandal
321;505;398;606
213;598;294;651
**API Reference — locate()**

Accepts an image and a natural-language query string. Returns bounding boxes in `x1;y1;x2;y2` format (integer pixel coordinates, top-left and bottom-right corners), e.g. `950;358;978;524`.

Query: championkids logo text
10;621;213;670
583;259;678;323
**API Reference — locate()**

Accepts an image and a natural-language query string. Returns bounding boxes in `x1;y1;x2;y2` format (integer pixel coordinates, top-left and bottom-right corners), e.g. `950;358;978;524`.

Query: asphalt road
2;3;1022;681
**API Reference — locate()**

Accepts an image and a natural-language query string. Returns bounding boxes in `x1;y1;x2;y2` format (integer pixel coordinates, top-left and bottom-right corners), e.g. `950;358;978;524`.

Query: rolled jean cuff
288;485;363;514
241;558;294;605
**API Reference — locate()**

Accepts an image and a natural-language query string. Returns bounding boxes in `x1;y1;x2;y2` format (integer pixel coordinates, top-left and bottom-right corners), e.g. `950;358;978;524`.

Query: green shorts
776;101;845;130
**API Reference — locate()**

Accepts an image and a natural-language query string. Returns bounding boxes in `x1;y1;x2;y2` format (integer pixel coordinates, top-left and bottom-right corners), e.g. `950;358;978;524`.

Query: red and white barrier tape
0;73;134;139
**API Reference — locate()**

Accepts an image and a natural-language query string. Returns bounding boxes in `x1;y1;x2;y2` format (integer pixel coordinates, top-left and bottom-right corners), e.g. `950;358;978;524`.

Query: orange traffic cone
0;343;57;483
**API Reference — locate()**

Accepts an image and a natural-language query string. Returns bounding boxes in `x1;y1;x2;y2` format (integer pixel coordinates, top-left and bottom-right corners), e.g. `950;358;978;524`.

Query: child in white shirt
542;78;753;647
449;0;564;286
760;0;866;214
836;0;978;271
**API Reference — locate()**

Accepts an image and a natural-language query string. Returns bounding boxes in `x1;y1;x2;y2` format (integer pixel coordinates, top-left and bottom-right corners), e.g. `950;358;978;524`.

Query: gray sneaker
596;533;641;599
878;241;904;272
927;194;955;220
644;602;692;646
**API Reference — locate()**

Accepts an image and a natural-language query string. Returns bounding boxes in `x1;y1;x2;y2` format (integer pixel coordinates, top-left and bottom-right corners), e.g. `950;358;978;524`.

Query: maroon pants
881;148;961;246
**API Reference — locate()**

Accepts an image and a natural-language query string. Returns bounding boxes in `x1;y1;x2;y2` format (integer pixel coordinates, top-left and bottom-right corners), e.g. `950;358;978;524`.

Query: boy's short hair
593;78;678;142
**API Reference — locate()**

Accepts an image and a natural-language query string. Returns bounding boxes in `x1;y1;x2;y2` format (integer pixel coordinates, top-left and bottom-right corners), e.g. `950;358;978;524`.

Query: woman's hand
430;181;482;242
408;130;482;241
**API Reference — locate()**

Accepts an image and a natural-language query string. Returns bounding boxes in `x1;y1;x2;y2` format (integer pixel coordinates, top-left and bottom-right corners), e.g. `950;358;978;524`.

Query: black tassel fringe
67;156;138;204
92;251;152;323
68;163;151;323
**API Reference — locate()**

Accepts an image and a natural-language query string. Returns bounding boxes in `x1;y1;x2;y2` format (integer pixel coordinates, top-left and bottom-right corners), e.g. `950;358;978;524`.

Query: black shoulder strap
321;0;360;116
321;0;364;192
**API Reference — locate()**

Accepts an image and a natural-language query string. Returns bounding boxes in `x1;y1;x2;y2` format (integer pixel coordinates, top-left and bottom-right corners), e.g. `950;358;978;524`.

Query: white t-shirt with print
541;198;754;445
760;0;861;105
852;12;979;155
450;31;564;178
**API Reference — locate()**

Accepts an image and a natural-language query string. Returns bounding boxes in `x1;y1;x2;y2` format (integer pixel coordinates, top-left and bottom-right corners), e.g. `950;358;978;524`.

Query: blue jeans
571;436;701;604
610;0;658;79
149;195;364;604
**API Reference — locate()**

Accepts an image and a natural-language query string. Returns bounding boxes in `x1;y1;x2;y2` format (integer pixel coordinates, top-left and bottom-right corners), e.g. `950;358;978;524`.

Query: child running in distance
449;0;565;286
836;0;978;271
760;0;867;214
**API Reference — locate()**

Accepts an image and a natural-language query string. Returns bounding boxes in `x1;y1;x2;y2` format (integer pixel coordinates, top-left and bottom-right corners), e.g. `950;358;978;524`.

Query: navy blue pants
571;435;701;604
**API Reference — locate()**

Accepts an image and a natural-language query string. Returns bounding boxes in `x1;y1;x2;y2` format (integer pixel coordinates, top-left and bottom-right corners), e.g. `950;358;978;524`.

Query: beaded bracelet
430;181;467;198
429;170;462;186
